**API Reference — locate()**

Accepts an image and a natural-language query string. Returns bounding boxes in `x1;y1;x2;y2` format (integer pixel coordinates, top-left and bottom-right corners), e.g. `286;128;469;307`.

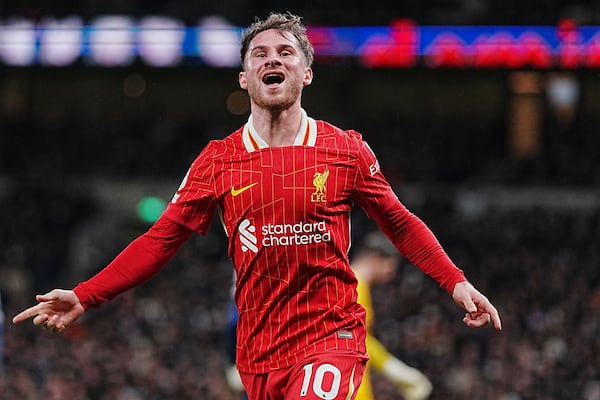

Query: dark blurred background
2;0;600;25
1;2;600;399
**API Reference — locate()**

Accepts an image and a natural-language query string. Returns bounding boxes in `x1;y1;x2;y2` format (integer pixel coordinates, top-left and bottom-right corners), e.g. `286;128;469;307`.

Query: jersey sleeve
163;141;220;234
73;215;193;310
349;132;466;294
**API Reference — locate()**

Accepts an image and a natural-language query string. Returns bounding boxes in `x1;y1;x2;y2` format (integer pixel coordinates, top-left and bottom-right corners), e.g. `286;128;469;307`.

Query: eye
280;50;291;56
250;49;266;58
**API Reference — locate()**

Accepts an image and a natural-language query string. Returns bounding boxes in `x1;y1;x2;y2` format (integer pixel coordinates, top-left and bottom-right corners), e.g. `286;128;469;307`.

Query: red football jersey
163;110;465;373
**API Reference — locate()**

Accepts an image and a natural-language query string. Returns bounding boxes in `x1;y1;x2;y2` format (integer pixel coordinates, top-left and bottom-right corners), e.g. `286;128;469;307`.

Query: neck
250;105;303;147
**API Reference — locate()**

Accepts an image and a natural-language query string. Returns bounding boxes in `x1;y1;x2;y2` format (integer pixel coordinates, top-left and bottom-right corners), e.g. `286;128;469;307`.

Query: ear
239;71;247;90
303;67;313;87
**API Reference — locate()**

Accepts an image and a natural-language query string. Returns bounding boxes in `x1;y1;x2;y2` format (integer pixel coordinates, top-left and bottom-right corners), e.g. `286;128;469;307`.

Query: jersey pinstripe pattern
164;111;445;374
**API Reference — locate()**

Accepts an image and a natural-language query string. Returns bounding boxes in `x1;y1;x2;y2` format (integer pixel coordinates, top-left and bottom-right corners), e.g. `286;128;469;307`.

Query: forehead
249;28;300;50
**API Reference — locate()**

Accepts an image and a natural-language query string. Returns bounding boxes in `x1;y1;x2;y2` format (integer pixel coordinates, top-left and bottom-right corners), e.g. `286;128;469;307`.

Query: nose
264;53;282;67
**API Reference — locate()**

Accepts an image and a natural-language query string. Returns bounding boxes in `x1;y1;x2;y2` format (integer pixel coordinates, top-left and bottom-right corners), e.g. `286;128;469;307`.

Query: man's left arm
352;136;501;330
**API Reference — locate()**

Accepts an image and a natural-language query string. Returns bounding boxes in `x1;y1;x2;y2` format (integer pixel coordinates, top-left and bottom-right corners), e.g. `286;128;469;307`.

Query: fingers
452;281;477;313
16;309;65;333
12;303;45;324
476;297;502;330
463;312;491;328
44;315;66;333
462;297;477;314
454;282;502;331
13;289;80;334
463;306;502;330
13;310;63;333
36;289;61;303
13;290;61;324
13;290;57;324
487;305;502;330
32;313;49;326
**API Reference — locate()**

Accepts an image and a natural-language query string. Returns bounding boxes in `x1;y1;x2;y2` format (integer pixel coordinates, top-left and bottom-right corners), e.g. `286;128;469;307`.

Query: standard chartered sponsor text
261;221;331;246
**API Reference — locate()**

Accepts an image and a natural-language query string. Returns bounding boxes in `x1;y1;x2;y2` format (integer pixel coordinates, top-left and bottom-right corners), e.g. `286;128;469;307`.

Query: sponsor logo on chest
238;219;332;253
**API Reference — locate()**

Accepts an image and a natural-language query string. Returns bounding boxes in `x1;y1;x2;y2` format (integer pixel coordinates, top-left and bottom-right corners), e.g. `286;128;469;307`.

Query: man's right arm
74;215;193;309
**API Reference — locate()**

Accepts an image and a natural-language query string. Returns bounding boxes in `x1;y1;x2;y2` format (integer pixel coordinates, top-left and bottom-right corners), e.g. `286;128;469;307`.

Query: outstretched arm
452;281;502;330
12;215;193;332
352;135;502;331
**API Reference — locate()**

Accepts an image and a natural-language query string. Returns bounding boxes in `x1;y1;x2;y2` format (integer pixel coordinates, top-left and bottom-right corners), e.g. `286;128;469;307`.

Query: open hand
12;289;85;333
452;281;502;330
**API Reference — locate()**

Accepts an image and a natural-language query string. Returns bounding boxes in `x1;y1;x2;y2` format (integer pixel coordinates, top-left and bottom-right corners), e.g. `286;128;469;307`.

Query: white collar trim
242;109;317;152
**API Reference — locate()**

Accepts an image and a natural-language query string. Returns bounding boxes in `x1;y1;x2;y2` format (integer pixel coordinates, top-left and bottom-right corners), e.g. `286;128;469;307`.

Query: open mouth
262;73;285;85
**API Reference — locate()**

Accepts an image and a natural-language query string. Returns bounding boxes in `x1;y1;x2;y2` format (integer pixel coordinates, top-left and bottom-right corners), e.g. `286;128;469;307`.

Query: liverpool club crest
311;169;329;203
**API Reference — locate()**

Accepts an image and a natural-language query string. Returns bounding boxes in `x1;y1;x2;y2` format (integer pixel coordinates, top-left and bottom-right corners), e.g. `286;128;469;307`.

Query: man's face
239;29;313;111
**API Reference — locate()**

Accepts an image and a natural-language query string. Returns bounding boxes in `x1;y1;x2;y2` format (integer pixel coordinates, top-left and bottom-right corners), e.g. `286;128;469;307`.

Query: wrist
72;284;90;311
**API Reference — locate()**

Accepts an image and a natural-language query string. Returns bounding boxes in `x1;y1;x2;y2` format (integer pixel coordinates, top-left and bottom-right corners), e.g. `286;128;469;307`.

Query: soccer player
352;232;432;400
13;12;502;400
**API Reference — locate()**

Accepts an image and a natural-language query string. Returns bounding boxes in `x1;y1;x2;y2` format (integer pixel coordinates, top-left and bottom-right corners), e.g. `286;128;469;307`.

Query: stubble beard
248;80;303;112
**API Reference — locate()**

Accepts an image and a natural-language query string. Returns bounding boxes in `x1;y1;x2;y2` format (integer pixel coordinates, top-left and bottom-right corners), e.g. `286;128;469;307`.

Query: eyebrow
250;43;296;53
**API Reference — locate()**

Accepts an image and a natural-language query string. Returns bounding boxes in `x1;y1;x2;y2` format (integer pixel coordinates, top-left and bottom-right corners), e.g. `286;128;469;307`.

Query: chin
259;97;293;111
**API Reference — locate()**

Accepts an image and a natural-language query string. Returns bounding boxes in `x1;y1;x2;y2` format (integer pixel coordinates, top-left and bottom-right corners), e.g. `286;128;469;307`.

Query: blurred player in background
352;232;432;400
13;12;501;400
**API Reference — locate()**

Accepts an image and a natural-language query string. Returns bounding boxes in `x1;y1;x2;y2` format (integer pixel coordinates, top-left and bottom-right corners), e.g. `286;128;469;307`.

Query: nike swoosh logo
231;182;258;196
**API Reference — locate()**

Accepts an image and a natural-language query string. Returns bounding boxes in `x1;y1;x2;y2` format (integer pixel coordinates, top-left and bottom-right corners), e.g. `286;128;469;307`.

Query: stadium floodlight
88;15;135;67
139;16;185;67
39;16;84;66
0;18;36;66
197;16;241;67
1;15;600;69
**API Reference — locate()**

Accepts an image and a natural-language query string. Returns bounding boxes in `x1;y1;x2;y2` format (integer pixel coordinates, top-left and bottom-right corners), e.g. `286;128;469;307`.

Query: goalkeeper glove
381;357;433;400
224;364;245;393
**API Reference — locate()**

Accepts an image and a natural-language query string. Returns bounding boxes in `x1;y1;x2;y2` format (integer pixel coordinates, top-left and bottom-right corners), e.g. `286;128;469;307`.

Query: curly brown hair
240;12;314;68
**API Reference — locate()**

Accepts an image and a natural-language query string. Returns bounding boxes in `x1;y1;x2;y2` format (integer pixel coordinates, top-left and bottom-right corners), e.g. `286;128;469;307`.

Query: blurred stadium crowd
2;181;600;399
1;83;600;399
1;2;600;400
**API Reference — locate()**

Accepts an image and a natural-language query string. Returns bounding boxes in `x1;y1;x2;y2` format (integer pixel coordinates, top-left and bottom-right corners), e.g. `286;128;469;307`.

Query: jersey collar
242;109;317;152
